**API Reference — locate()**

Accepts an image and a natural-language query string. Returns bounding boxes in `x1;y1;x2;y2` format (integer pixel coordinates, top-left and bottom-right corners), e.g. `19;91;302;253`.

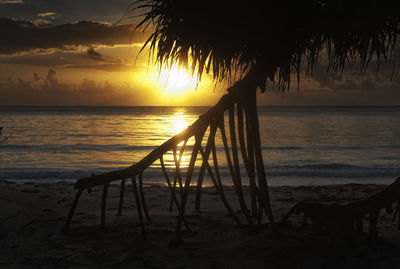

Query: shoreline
1;181;400;268
2;175;399;187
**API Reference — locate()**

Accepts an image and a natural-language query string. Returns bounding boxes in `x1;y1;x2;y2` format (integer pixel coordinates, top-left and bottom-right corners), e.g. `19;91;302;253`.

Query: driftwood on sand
280;176;400;242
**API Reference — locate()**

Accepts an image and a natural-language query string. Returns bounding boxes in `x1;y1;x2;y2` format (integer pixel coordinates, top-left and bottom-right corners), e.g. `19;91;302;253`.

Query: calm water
1;106;399;186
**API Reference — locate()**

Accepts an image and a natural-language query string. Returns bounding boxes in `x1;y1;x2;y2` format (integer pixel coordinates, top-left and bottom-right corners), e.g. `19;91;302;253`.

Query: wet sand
1;181;400;268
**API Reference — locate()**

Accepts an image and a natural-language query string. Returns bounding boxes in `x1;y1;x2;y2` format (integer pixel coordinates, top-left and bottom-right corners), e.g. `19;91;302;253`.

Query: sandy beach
1;180;400;268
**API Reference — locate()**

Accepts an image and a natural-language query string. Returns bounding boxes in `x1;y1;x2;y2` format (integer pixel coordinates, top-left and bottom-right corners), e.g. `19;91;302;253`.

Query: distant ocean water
1;106;399;186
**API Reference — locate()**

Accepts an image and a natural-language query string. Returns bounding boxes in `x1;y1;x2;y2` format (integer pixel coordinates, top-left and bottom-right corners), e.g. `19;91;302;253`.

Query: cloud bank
0;18;148;55
0;0;23;4
0;0;134;24
0;68;156;106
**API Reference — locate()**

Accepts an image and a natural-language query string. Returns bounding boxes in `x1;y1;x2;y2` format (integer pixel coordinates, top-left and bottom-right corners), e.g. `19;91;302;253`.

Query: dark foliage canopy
135;0;400;90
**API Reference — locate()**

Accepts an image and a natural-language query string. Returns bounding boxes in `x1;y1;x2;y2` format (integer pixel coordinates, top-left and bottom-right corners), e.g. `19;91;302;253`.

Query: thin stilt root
131;175;145;237
160;155;192;232
63;188;83;232
175;131;205;242
139;173;150;220
118;179;126;216
228;106;253;224
237;103;258;218
195;124;217;210
101;183;109;228
243;91;274;224
169;140;187;212
199;145;242;225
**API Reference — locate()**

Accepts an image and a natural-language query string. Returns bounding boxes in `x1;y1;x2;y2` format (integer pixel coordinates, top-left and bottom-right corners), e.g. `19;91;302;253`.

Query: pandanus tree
65;0;400;241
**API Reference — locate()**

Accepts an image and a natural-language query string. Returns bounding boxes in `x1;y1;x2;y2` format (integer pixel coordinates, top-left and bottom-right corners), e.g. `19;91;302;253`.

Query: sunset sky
1;0;399;106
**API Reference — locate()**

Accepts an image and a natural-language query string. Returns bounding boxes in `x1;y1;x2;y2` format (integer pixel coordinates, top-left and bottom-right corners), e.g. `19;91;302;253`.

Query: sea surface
1;106;399;186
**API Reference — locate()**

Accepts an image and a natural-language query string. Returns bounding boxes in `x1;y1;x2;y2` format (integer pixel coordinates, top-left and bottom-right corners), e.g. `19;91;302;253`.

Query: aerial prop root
169;140;187;212
64;79;276;237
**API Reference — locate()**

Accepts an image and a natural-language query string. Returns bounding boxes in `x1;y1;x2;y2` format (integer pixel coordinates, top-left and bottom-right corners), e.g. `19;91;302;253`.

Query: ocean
1;106;399;186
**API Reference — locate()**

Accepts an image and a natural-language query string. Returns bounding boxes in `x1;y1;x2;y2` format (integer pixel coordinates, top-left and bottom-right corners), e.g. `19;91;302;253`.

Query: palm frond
134;0;400;90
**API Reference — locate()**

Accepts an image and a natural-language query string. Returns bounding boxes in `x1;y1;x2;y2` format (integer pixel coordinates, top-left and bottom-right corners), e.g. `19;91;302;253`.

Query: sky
0;0;399;106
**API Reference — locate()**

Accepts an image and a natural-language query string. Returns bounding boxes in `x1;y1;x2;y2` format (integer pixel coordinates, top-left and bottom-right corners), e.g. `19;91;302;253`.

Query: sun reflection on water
173;113;187;134
153;110;195;171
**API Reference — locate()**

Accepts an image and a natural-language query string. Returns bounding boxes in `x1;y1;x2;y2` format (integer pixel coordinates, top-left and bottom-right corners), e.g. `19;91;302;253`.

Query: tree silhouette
65;0;400;241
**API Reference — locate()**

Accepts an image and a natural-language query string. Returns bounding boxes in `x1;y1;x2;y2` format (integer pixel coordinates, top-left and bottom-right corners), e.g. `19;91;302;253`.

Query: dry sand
1;180;400;268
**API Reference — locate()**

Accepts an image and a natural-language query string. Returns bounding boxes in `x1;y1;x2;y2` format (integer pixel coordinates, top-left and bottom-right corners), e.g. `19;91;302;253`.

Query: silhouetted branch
139;173;150;220
169;140;187;211
117;179;126;216
281;177;400;241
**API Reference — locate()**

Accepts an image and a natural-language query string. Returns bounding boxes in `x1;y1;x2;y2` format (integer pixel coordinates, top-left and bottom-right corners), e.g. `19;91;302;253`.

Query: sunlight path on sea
1;106;399;185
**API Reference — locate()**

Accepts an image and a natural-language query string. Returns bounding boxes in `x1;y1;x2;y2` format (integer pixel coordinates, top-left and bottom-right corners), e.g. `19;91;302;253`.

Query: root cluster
64;73;275;241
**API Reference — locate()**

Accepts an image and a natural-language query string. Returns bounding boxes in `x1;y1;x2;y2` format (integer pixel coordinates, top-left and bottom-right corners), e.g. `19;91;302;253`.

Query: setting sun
157;64;198;95
131;58;222;106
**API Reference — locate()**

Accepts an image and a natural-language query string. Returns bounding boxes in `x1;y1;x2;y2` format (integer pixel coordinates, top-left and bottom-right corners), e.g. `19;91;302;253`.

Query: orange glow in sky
132;60;221;105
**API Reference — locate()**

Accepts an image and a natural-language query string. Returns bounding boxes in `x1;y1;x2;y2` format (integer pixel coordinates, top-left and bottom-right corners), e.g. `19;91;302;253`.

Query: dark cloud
309;65;400;94
46;68;56;80
81;47;133;64
0;18;148;55
86;47;102;59
0;51;83;66
0;45;138;74
61;47;134;72
33;72;41;81
259;60;400;106
64;62;132;72
0;0;23;4
0;0;134;25
0;68;155;106
259;85;400;106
